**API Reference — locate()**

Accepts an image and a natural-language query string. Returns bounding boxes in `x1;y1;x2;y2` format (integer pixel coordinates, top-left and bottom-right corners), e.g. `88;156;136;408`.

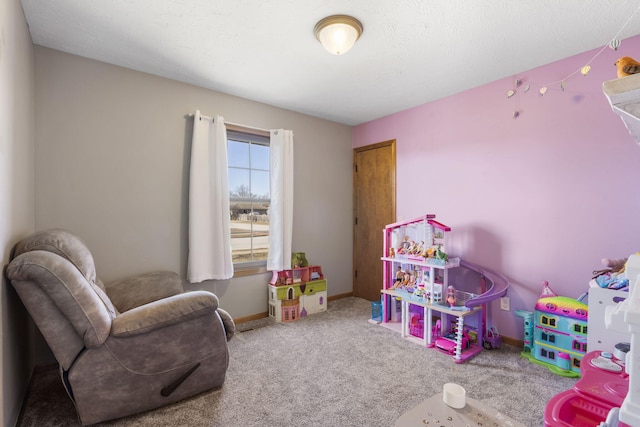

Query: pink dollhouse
378;214;510;363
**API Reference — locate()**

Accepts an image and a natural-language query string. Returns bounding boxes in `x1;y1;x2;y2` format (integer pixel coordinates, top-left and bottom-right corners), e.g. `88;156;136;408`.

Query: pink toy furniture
544;350;629;426
545;254;640;427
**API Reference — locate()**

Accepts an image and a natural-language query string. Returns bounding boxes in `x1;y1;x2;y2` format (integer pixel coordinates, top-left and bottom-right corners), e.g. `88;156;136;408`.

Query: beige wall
34;47;353;327
1;0;36;425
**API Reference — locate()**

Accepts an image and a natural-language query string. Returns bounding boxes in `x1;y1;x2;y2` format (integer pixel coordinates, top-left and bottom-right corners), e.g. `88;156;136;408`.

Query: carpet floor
18;297;577;426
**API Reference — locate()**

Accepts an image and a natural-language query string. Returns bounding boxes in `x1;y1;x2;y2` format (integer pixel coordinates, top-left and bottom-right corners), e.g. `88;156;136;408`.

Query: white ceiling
21;0;640;125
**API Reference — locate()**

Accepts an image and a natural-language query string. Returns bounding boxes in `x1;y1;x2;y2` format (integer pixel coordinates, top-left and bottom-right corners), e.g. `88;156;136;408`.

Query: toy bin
371;300;382;322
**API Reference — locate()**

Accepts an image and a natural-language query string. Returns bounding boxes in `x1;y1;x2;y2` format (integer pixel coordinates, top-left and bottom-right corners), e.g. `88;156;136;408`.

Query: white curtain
187;110;234;282
267;129;294;271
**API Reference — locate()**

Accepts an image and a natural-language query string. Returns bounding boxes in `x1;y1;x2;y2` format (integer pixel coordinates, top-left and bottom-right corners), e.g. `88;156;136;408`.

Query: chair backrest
7;229;116;370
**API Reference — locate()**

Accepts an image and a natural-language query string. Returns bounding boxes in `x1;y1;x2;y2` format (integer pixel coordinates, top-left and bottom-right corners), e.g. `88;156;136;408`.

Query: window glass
227;129;270;268
251;169;270;199
251;143;270;170
228;140;250;168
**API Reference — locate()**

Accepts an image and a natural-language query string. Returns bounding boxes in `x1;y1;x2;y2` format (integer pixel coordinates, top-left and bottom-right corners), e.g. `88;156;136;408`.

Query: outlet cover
500;297;510;311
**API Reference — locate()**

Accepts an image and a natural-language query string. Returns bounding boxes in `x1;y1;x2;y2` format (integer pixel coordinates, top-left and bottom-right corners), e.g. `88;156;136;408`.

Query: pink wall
354;35;640;341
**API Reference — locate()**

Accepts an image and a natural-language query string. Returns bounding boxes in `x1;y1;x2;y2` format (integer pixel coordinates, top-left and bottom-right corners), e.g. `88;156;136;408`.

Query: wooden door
353;140;396;301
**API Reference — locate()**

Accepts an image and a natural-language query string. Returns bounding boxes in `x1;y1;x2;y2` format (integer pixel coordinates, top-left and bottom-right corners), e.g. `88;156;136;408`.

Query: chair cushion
13;229;117;318
106;271;185;313
13;229;97;283
8;250;113;348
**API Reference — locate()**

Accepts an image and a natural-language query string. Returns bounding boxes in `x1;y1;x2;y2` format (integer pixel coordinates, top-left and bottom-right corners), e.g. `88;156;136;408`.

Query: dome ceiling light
314;15;363;55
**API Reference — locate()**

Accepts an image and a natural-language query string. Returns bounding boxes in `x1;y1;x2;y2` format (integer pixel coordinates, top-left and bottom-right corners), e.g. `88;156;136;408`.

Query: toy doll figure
388;247;395;258
392;266;404;289
408;272;416;287
397;236;410;254
436;245;448;262
291;252;308;268
446;285;456;307
402;272;411;287
423;246;436;259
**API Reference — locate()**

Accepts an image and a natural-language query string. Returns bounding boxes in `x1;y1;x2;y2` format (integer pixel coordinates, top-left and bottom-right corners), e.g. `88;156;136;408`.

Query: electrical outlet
500;297;510;311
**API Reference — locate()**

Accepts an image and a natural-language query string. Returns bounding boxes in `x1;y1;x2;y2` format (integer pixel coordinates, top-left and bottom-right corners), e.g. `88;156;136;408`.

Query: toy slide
459;260;510;308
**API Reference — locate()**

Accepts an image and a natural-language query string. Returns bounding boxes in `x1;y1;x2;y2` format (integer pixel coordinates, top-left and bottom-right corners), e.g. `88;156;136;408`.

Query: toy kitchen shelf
378;214;484;363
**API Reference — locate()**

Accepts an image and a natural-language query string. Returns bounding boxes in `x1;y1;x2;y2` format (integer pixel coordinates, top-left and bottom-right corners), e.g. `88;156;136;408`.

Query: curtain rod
188;113;270;133
225;121;271;134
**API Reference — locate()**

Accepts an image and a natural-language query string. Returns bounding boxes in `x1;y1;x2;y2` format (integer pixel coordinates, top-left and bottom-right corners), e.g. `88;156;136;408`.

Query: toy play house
268;266;327;322
516;281;588;377
377;214;510;363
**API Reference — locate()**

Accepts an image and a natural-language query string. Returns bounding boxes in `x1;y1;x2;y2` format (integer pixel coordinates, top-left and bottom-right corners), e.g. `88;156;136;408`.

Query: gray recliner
6;229;235;425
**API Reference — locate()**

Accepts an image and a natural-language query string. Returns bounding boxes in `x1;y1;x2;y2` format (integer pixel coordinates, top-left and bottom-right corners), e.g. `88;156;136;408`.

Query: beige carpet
18;297;576;426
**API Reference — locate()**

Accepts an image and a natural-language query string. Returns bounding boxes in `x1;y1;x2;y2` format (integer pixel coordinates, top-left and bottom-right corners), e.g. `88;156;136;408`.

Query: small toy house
517;281;588;377
268;266;327;322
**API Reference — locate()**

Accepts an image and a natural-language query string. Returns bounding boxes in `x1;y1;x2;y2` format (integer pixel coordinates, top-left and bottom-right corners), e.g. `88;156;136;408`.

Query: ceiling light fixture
314;15;363;55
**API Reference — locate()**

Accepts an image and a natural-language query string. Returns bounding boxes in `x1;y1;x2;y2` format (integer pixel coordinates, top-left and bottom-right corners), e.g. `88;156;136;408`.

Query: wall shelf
603;73;640;146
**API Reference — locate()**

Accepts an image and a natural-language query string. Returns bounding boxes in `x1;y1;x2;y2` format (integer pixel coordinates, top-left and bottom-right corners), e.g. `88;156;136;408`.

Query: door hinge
355;217;358;225
355;270;358;278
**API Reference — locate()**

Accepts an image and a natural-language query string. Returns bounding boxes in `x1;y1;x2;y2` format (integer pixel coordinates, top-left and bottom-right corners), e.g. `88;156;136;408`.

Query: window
540;315;557;328
573;324;587;334
227;128;270;271
572;340;587;353
540;348;555;360
541;332;556;343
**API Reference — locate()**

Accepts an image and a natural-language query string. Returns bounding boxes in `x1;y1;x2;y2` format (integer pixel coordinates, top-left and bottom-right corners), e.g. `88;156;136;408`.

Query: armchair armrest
107;290;228;374
105;271;184;313
216;308;236;341
111;291;219;337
